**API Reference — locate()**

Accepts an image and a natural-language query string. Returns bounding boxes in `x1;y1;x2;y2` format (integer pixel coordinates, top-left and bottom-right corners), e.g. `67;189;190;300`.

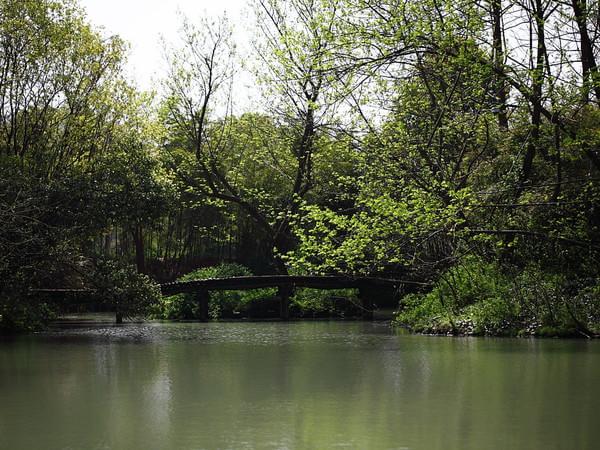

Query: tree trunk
520;0;546;189
571;0;600;102
132;224;145;274
491;0;509;129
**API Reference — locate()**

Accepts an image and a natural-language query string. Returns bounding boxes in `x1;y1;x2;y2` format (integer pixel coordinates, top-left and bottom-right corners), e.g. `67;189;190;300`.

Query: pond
0;320;598;449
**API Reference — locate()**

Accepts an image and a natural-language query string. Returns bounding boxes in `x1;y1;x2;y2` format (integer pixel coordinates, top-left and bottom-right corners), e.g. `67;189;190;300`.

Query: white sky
79;0;258;108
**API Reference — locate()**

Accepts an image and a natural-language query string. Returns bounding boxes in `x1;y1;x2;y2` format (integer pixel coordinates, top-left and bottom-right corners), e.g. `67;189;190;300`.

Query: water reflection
0;322;598;450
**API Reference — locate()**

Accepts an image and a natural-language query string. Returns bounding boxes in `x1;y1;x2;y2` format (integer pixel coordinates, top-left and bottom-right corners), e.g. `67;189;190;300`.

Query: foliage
291;288;360;317
160;0;356;272
90;260;161;320
395;258;600;337
287;189;470;276
0;0;126;176
0;172;104;331
0;292;57;333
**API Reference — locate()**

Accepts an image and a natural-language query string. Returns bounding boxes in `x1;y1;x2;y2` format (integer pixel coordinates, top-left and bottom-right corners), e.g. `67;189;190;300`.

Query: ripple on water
35;320;398;348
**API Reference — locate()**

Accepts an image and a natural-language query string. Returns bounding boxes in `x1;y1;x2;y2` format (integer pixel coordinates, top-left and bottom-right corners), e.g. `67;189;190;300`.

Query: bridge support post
196;289;210;321
278;285;293;320
358;286;374;320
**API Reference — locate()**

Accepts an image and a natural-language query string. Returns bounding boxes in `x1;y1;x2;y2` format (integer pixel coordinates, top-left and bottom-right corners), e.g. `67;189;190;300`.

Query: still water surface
0;320;598;450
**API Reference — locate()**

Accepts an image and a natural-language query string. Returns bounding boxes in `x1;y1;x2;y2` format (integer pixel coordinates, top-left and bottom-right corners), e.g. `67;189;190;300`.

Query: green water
0;321;598;450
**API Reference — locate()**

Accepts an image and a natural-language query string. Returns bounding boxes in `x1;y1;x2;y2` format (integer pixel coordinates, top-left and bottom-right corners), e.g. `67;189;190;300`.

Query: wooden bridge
160;275;412;321
35;275;422;322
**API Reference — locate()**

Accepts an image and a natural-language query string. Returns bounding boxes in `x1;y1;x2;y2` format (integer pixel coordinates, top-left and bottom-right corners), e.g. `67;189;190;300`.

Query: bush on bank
394;257;600;337
91;260;162;320
0;290;57;333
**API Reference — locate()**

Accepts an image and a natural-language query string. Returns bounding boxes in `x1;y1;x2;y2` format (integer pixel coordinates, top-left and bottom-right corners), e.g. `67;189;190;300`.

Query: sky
79;0;256;107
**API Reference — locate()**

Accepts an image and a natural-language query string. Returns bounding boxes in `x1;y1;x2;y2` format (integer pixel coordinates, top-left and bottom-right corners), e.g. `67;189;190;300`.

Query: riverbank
45;313;598;339
3;308;598;339
393;260;600;339
393;318;600;338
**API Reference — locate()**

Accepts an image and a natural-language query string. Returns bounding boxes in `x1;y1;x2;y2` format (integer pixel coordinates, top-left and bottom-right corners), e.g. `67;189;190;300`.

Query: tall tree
162;1;348;272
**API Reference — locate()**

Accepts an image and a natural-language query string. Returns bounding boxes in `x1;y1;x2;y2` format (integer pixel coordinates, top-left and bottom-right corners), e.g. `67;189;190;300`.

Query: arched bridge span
160;275;418;320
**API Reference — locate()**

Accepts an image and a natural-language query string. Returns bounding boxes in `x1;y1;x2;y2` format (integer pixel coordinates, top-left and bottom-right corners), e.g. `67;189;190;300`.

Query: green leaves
91;259;161;320
0;0;127;176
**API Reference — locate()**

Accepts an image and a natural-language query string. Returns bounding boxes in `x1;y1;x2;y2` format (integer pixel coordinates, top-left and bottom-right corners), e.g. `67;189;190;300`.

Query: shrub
291;288;360;317
395;292;451;333
91;260;161;320
0;290;57;333
395;257;600;336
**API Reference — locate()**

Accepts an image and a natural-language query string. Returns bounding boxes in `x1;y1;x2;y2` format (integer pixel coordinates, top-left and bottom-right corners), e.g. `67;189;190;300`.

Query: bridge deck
159;275;410;295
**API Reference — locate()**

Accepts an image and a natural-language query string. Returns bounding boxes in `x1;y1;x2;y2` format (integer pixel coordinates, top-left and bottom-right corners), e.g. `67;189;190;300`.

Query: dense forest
1;0;599;336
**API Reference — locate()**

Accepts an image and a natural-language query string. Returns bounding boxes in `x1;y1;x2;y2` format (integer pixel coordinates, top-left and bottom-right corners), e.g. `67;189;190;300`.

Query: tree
0;0;126;178
288;0;600;276
90;90;175;274
162;0;350;273
0;0;160;329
